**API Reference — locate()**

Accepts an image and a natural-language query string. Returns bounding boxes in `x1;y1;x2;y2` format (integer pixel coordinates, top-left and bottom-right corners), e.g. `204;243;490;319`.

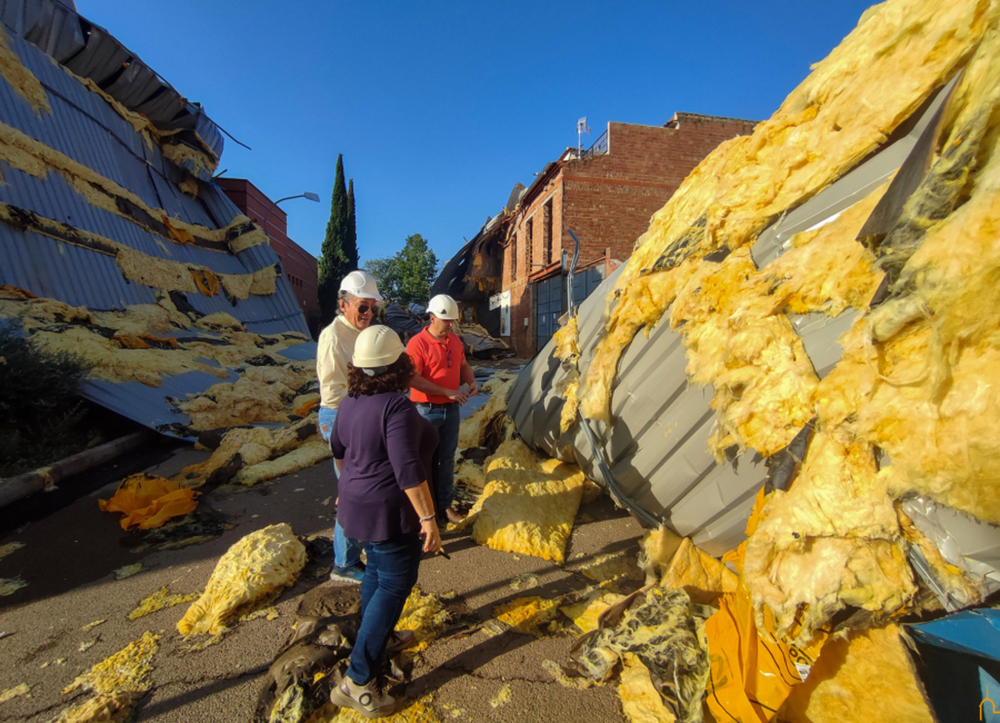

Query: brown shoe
445;508;466;524
330;676;401;718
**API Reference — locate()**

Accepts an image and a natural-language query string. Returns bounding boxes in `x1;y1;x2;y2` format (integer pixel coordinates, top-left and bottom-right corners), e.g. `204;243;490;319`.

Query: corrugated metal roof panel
0;23;312;437
506;100;942;551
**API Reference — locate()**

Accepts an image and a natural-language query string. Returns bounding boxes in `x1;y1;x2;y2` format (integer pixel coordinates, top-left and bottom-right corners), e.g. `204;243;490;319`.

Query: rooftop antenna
577;116;590;157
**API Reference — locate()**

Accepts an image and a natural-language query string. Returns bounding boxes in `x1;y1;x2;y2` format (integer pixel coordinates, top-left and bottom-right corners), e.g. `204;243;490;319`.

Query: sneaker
330;676;401;718
385;629;416;656
329;565;365;584
445;508;465;524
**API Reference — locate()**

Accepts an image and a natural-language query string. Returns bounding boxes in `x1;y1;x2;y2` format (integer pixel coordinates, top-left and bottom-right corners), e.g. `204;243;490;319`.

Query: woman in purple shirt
328;325;441;718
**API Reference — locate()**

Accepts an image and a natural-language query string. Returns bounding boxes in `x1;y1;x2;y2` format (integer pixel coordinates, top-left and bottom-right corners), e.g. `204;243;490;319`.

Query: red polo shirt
408;327;464;404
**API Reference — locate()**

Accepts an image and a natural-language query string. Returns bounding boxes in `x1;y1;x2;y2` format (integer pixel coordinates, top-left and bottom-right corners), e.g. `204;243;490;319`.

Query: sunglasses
355;303;376;315
446;347;452;368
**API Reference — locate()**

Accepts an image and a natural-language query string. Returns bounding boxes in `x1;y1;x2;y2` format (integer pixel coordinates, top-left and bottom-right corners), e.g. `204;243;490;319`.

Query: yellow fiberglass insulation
543;0;1000;648
577;0;990;425
178;377;294;429
0;27;50;116
456;373;516;449
394;586;453;653
127;586;200;620
618;653;678;723
469;438;586;564
742;432;917;638
552;315;582;432
560;589;625;634
176;523;306;636
493;596;561;636
778;624;935;723
232;440;332;487
63;631;161;696
51;691;138;723
175;416;322;488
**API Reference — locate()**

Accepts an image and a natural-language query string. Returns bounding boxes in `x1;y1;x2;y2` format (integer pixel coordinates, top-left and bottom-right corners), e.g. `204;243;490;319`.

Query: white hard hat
339;270;383;302
427;294;459;321
352;325;405;370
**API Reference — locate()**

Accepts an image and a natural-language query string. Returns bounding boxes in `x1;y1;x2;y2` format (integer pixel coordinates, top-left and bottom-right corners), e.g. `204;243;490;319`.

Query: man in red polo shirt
408;294;479;524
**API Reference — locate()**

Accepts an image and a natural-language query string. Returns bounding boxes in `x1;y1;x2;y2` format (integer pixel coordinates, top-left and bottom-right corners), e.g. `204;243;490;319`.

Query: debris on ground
0;577;27;596
57;631;160;723
178;523;307;636
113;563;144;580
128;586;200;620
493;596;562;637
463;438;587;564
98;473;199;530
0;682;30;702
566;588;708;723
618;653;677;723
175;416;327;490
0;541;24;561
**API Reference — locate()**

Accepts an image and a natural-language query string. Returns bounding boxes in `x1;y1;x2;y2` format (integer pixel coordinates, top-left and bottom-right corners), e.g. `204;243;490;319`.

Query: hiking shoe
330;676;401;718
385;629;416;656
329;565;365;584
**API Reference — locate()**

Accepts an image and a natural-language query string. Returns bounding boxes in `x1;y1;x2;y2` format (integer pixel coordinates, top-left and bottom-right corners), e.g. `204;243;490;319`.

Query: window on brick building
509;236;517;281
526;217;534;274
543;201;553;265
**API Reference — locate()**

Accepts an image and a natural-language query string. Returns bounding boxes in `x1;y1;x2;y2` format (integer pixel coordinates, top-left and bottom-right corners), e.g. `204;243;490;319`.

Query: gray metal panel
0;24;311;438
750;77;956;269
61;22;130;84
0;0;84;62
81;369;240;442
6;0;225;161
508;102;933;551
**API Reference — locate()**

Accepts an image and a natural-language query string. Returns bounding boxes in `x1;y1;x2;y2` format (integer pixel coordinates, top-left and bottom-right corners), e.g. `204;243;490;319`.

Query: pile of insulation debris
0;18;322;451
545;0;1000;719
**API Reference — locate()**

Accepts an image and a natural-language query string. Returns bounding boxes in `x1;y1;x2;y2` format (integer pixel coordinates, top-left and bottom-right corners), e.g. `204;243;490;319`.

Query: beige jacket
316;315;362;411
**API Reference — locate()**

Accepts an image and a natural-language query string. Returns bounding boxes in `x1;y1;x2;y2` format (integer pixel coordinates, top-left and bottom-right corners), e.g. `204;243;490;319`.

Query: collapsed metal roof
0;5;312;440
506;79;957;555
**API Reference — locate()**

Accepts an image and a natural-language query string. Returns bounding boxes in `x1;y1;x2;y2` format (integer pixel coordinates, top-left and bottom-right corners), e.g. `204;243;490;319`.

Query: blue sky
80;0;878;268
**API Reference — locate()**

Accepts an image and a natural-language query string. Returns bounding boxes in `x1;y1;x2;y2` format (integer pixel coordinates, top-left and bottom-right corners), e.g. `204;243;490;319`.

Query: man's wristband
419;514;436;523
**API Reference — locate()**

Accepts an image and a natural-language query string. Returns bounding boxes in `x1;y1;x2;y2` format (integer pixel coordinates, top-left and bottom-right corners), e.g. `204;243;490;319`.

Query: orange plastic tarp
98;473;199;530
704;488;828;722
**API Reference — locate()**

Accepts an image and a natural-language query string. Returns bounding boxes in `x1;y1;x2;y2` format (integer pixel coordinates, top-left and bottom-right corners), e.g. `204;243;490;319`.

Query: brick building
501;112;756;356
215;178;321;338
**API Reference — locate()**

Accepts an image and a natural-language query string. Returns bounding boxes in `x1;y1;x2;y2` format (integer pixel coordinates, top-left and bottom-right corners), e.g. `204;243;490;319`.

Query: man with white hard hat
316;270;383;583
407;293;479;524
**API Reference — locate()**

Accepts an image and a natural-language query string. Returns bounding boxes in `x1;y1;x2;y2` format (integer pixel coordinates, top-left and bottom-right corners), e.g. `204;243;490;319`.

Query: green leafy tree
318;154;350;325
345;179;359;271
365;233;438;306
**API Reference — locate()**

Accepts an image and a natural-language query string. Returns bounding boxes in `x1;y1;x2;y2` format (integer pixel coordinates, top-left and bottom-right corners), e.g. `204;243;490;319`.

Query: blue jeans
415;403;461;516
319;407;362;570
347;533;423;685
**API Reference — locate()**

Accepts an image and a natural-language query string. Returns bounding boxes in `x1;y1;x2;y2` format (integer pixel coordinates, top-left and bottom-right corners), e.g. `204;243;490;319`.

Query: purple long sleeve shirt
330;391;439;542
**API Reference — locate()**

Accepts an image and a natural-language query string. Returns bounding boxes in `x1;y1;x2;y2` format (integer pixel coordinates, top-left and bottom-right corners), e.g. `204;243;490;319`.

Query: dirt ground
0;409;646;722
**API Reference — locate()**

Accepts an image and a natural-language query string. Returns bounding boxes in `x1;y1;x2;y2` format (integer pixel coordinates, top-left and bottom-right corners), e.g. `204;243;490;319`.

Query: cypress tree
345;179;359;271
318;154;349;326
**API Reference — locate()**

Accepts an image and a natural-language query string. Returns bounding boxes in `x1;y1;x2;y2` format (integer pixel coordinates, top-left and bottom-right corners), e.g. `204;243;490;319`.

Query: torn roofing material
507;79;961;556
0;11;312;440
2;0;224;172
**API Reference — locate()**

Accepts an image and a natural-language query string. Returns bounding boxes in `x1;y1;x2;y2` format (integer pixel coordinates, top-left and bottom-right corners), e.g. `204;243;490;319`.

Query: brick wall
500;114;756;357
215;178;321;337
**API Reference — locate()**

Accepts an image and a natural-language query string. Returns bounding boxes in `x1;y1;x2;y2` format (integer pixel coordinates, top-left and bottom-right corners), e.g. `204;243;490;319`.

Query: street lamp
260;192;320;238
